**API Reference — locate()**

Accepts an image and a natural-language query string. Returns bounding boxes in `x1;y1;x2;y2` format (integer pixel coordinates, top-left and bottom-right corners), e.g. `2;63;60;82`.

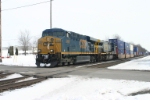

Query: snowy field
0;54;36;67
0;74;150;100
108;56;150;70
0;50;150;99
0;50;36;67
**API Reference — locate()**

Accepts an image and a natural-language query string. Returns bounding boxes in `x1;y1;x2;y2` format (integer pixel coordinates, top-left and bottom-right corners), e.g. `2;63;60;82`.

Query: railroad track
0;73;46;93
0;73;13;78
86;60;126;68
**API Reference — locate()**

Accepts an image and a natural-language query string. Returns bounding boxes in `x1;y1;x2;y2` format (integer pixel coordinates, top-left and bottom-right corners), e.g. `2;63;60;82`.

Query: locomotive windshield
42;31;65;37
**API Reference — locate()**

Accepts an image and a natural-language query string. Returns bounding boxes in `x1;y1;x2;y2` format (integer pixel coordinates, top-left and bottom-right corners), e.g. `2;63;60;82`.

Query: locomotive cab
36;29;64;67
36;36;62;67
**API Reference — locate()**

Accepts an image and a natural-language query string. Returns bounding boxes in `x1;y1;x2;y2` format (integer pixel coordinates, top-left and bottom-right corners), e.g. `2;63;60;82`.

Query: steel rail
0;76;30;86
0;78;46;93
0;73;13;78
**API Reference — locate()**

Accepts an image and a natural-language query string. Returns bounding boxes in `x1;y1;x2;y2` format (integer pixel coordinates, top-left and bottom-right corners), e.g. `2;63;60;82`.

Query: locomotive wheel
68;62;70;65
50;61;58;67
36;61;40;68
62;62;65;66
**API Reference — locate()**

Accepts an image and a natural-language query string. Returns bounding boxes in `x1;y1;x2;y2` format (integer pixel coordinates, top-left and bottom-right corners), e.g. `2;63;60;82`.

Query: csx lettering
80;40;86;48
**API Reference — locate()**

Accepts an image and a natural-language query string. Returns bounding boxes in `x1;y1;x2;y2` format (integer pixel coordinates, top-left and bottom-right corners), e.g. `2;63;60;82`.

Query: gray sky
2;0;150;51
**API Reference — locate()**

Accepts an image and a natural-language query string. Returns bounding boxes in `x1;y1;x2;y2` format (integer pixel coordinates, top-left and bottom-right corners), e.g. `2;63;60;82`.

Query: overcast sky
2;0;150;51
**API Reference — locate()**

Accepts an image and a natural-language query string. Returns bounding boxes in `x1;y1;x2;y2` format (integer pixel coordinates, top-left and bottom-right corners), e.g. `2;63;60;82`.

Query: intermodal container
134;47;138;52
130;51;134;57
124;42;132;58
130;44;133;51
125;50;130;54
109;39;124;49
139;52;144;55
109;39;125;58
124;42;130;50
118;49;124;54
133;47;139;56
125;49;131;58
130;51;134;54
134;52;137;56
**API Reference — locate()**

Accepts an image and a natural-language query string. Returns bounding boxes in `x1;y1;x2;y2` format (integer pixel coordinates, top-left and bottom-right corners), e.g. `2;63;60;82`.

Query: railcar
99;41;116;60
109;39;125;59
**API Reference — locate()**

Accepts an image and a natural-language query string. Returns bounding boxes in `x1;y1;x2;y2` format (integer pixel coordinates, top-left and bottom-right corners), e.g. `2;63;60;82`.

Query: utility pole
50;0;53;29
0;0;2;62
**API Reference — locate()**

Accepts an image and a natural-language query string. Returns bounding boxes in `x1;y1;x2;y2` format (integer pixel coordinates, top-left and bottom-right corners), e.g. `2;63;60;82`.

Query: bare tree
18;30;31;55
135;44;147;53
31;37;39;54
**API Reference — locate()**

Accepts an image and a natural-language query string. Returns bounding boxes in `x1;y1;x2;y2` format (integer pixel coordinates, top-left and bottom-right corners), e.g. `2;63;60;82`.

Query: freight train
36;28;144;67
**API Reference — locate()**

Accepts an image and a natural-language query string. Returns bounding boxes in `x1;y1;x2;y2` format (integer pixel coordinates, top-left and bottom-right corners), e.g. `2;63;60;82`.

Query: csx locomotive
36;28;117;67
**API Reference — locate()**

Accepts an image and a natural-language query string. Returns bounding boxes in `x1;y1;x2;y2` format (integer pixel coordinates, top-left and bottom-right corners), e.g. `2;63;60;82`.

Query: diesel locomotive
36;28;117;67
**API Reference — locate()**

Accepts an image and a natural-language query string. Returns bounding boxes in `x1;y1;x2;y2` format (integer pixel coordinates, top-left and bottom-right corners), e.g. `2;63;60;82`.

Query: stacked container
130;44;134;57
109;39;125;59
139;52;143;56
124;42;130;58
134;47;138;56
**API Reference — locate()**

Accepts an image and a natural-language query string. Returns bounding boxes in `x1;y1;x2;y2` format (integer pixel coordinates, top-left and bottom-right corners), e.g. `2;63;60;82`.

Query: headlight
38;49;41;53
50;49;54;52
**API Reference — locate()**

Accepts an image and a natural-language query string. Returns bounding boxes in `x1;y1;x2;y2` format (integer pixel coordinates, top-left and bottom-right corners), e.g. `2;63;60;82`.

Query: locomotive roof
42;28;86;39
43;28;67;33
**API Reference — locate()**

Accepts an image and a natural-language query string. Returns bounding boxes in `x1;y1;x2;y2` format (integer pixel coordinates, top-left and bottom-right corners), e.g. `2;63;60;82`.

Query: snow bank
0;76;150;100
108;56;150;70
0;54;36;67
0;73;23;81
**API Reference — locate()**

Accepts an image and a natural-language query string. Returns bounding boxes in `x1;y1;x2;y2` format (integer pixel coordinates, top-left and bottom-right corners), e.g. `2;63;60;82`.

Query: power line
2;0;50;11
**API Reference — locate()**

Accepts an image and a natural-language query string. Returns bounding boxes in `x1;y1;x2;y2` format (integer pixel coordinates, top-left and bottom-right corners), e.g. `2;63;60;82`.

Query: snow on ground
1;50;33;57
0;73;36;83
108;56;150;70
0;73;23;81
0;54;36;67
16;77;37;83
0;50;36;67
0;76;150;100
